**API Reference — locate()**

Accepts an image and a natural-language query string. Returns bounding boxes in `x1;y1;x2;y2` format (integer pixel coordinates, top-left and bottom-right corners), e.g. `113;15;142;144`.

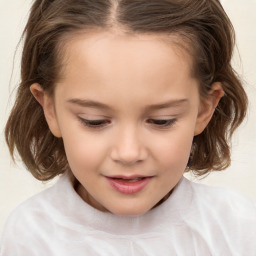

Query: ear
30;83;62;138
194;82;224;135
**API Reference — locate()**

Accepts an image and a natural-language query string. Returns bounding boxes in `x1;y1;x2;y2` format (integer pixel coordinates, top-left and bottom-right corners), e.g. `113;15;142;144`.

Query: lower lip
106;177;152;194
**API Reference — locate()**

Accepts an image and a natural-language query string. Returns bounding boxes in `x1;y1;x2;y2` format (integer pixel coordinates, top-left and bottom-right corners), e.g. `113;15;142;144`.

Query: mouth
105;175;153;194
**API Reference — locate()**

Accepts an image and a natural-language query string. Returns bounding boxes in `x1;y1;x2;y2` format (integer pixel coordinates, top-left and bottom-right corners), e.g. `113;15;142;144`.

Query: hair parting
5;0;247;180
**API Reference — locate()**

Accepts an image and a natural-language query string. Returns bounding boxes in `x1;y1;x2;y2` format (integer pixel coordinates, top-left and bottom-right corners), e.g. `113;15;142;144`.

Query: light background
0;0;256;235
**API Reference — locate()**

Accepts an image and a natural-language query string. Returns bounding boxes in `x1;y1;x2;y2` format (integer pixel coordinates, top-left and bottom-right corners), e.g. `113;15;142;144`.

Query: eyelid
147;118;177;128
78;117;111;129
77;115;178;130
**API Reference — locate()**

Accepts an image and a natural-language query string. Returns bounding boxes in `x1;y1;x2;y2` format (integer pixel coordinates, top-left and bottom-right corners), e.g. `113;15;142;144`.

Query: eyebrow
145;99;188;111
67;98;112;111
67;98;188;111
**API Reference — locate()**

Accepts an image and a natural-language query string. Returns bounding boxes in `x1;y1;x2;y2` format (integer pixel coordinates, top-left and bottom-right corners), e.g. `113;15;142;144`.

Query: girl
1;0;256;255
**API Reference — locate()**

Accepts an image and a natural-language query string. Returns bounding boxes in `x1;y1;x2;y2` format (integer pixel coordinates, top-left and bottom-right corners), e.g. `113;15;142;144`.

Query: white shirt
1;172;256;256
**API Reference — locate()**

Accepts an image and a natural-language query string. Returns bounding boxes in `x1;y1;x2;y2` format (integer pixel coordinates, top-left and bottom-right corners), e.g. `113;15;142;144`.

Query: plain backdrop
0;0;256;235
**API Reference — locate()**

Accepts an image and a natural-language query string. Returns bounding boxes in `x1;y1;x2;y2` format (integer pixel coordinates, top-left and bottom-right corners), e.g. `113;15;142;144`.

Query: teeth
124;178;144;182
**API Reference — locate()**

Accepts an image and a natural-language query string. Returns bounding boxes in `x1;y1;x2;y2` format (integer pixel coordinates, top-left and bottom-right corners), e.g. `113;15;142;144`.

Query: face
32;31;222;216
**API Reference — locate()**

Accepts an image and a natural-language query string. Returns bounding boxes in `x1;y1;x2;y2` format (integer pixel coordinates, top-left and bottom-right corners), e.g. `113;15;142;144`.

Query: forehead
55;31;199;106
60;30;193;76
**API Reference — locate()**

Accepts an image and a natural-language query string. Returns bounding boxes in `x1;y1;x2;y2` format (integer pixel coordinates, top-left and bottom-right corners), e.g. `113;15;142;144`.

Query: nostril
115;158;143;166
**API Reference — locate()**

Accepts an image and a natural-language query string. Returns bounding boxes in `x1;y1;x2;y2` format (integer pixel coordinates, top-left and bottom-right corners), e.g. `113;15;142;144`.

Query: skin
31;31;224;216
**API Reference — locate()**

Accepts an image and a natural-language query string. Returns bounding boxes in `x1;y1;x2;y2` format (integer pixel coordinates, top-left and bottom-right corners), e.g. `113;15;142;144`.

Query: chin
108;203;152;217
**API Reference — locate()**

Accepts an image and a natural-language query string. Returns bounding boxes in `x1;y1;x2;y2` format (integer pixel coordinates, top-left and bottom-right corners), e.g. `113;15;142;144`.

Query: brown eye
78;117;111;129
147;119;177;127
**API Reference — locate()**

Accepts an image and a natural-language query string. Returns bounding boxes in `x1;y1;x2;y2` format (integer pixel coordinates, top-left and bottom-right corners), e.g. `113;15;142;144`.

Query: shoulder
168;178;256;254
0;190;47;254
0;174;70;254
187;178;256;217
184;178;256;248
0;182;55;236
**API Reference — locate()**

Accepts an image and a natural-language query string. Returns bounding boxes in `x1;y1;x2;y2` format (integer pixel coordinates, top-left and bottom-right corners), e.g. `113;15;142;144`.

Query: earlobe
194;82;224;135
30;83;62;138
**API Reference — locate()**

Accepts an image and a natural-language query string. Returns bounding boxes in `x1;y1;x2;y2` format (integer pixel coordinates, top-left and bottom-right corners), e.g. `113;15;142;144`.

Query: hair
5;0;247;181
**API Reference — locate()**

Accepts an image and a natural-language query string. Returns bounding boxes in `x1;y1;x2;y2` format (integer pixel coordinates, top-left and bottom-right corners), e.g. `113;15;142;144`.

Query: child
1;0;256;255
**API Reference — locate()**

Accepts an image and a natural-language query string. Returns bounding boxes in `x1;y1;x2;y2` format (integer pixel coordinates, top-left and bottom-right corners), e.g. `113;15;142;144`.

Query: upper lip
105;175;154;179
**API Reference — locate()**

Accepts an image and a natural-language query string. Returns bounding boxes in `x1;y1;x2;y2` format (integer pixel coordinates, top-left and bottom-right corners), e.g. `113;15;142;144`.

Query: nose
110;126;148;166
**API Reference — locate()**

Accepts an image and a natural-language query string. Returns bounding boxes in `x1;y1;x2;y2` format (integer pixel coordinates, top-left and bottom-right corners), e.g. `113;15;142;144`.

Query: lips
105;175;152;194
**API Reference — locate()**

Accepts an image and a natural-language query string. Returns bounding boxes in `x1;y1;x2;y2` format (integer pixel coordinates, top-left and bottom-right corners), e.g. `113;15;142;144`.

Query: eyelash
78;117;177;129
78;118;110;129
147;118;177;128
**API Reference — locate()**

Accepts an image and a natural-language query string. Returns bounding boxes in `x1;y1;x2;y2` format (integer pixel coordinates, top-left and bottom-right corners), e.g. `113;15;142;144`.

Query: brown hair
5;0;247;180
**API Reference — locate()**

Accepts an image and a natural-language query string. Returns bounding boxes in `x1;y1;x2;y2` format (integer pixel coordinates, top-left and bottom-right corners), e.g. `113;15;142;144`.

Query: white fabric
1;172;256;256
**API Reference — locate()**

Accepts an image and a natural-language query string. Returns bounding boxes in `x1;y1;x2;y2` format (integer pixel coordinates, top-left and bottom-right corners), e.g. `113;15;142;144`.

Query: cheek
60;123;108;172
151;128;194;170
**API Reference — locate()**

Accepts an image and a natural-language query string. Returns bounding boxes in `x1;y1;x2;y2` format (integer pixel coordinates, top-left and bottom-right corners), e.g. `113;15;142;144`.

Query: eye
147;118;177;128
78;117;111;129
